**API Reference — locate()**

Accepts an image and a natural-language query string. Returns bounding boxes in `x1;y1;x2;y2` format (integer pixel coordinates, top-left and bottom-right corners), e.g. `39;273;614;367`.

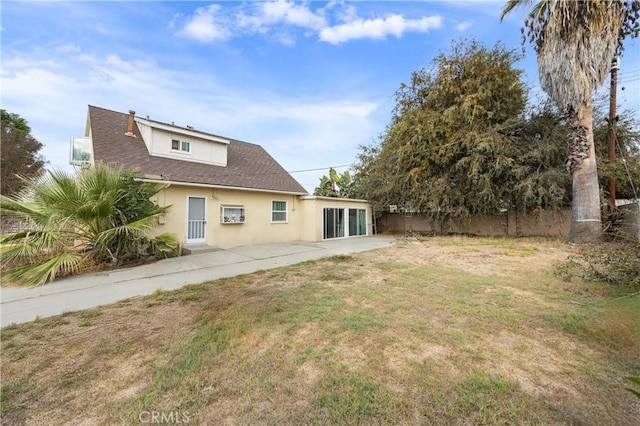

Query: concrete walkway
0;236;395;327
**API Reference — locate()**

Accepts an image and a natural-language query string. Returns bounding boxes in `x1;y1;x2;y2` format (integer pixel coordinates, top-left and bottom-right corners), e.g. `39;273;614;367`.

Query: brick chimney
125;110;136;137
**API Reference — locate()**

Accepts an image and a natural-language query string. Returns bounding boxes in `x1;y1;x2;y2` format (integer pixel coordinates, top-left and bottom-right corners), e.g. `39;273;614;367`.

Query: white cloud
175;3;443;46
235;0;326;39
1;47;382;184
104;54;156;73
457;20;473;31
56;43;81;54
177;4;231;42
259;0;326;30
319;14;443;44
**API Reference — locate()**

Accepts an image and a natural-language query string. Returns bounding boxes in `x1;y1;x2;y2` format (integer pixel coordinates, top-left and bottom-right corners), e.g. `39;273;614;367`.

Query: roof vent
126;110;137;137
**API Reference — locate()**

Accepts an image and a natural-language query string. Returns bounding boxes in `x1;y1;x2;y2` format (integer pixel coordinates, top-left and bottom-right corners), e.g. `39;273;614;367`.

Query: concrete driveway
0;236;395;327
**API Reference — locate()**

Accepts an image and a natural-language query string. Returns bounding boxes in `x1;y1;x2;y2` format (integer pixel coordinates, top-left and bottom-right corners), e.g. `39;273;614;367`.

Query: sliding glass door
348;208;367;236
324;207;367;239
323;208;345;239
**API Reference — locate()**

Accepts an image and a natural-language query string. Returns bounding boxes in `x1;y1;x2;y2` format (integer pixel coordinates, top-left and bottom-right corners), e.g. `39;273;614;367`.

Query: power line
287;164;353;174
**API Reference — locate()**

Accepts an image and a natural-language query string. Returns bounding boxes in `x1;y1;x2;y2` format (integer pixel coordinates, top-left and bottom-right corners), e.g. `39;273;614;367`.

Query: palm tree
501;0;639;243
0;164;178;286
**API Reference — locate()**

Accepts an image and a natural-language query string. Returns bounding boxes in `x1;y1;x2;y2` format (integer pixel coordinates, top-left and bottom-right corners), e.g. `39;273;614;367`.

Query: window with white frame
271;200;287;223
221;205;245;223
171;139;190;153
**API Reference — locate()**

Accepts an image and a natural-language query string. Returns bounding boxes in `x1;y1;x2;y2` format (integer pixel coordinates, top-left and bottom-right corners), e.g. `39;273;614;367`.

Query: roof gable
87;105;308;194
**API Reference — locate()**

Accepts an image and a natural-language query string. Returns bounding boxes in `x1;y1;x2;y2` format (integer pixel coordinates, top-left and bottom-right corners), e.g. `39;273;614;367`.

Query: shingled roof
88;105;307;194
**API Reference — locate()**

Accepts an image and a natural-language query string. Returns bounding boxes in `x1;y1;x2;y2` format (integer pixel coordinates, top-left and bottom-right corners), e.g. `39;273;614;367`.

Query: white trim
171;139;191;154
300;195;369;203
220;205;246;224
186;196;207;244
137;178;307;196
271;200;288;223
70;136;94;166
135;117;230;145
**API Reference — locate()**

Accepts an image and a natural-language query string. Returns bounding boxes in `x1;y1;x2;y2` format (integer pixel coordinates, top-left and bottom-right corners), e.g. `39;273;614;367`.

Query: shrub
0;165;179;286
556;240;640;287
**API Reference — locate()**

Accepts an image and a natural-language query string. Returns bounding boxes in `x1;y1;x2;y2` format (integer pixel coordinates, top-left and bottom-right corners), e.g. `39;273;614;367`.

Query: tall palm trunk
500;0;637;243
567;106;602;242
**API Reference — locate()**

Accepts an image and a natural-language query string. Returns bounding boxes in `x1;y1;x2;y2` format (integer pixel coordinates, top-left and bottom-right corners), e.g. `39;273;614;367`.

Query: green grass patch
0;378;27;414
540;294;639;355
375;261;412;271
122;314;244;419
340;308;387;333
311;372;403;424
32;316;70;328
78;309;102;327
447;373;524;421
2;340;27;361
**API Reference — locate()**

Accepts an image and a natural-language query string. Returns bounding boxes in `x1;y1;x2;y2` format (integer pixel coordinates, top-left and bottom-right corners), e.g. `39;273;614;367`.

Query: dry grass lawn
1;236;639;425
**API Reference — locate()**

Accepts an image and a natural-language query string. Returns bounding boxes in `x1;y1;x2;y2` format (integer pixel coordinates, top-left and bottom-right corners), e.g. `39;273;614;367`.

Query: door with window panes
186;196;206;244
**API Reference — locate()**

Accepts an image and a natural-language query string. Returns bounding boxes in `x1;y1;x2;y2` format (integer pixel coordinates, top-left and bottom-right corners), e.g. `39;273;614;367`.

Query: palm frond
2;164;175;284
3;252;84;286
0;228;69;265
94;215;158;246
0;197;51;227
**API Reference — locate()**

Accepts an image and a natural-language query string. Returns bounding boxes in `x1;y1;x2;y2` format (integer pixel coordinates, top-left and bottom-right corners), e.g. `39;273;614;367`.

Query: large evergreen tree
355;40;569;222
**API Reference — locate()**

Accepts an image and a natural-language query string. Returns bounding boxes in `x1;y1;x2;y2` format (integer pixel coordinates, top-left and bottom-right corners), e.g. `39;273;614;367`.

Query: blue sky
2;1;639;193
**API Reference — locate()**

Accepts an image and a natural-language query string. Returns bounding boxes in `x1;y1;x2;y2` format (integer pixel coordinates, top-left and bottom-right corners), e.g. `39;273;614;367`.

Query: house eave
137;178;308;196
300;195;369;203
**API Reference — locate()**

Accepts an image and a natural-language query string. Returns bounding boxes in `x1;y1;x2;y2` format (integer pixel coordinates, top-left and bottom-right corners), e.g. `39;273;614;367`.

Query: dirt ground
1;236;639;425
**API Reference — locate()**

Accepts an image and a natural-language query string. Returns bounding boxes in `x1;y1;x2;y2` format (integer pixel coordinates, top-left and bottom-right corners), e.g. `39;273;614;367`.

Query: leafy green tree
0;110;46;196
509;102;572;211
355;40;562;222
501;0;640;243
0;164;179;286
314;167;356;198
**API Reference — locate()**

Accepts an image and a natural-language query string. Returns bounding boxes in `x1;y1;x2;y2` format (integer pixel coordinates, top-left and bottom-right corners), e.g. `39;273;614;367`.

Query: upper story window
271;200;287;223
171;139;190;153
70;137;93;166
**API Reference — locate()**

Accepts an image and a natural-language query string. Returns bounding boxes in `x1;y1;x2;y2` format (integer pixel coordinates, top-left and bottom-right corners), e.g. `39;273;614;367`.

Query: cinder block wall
377;209;571;237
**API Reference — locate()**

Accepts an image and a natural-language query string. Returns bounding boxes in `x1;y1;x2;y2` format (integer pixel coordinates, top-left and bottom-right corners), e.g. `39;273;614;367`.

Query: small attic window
171;139;190;153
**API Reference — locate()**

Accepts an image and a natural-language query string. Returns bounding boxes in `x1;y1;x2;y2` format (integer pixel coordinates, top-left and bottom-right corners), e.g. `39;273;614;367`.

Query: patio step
182;245;219;255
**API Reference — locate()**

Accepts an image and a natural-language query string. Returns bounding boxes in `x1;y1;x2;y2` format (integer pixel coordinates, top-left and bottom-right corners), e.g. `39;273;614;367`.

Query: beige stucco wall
298;196;372;241
152;187;373;249
153;185;304;249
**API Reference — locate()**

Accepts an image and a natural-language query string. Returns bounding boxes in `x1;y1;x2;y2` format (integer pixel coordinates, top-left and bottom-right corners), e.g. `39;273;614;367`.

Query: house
70;106;371;250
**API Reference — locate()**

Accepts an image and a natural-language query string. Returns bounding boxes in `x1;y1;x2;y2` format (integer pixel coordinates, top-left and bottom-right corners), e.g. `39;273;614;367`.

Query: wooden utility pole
607;56;619;208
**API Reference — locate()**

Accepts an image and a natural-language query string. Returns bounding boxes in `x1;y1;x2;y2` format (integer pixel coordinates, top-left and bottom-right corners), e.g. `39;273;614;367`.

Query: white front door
186;196;206;244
